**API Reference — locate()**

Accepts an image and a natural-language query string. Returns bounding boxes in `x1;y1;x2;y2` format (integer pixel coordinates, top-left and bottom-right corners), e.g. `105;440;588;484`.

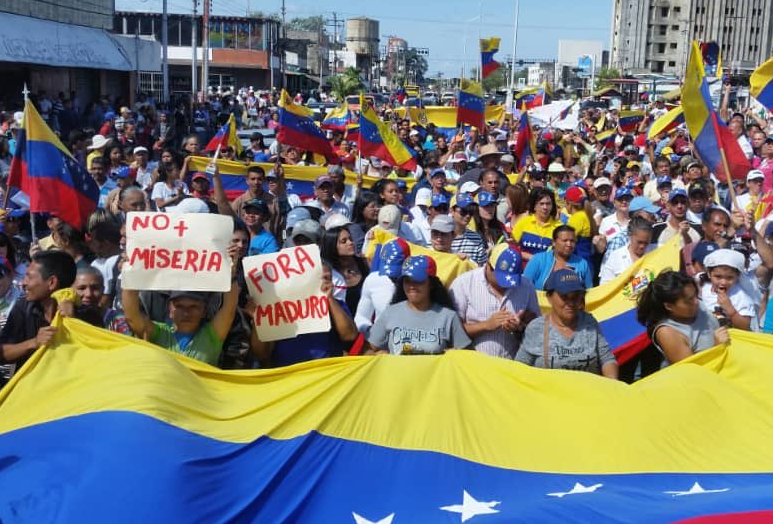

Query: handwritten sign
242;245;331;342
122;212;233;292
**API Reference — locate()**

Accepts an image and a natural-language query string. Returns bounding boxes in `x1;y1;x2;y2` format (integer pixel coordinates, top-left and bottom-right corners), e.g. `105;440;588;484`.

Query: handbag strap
543;316;551;369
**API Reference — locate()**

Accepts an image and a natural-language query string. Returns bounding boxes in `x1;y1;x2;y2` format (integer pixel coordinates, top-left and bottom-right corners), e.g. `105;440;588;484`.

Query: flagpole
21;84;37;243
506;0;519;112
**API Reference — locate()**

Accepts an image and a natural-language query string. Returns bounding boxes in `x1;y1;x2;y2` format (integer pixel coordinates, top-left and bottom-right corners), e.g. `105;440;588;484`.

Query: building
285;29;329;93
113;12;279;100
385;37;408;88
346;18;380;86
527;62;558;87
610;0;773;76
555;40;605;89
0;0;158;108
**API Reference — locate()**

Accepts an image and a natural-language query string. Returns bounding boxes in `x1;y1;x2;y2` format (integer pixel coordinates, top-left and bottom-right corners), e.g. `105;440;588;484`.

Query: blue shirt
98;179;118;209
272;300;350;366
248;229;280;257
523;250;594;291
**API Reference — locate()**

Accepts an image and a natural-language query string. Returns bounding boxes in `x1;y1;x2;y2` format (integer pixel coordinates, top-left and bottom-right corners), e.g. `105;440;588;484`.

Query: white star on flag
286;182;294;191
352;512;394;524
547;482;603;498
664;482;730;497
440;490;500;522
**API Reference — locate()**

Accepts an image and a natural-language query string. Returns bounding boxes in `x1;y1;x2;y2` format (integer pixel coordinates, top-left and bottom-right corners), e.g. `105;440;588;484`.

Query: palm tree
329;67;362;101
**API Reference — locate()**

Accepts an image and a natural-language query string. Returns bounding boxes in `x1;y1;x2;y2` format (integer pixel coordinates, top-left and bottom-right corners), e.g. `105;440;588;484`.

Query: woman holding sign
367;255;471;355
121;245;241;366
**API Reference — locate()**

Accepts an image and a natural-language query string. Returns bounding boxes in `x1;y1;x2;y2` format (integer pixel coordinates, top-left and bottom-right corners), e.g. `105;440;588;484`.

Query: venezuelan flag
396;106;505;140
617;110;645;133
204;113;243;156
515;81;551;109
7;100;98;229
515;103;537;167
750;55;773;111
358;95;418;171
457;79;486;131
647;105;685;139
365;228;476;286
596;129;617;149
480;37;501;78
345;122;360;143
278;90;339;164
537;236;680;364
3;311;773;523
186;157;383;201
683;41;750;183
558;101;575;121
321;102;353;132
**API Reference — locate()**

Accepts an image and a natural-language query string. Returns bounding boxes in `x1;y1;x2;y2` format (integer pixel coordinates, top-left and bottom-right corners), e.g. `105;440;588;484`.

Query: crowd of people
1;84;772;389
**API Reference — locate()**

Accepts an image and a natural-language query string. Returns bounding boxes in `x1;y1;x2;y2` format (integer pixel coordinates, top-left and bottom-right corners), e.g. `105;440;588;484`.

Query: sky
117;0;611;77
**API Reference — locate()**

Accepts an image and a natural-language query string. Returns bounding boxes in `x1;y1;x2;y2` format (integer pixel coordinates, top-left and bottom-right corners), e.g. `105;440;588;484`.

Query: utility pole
162;0;169;103
201;0;210;97
326;12;343;76
191;0;198;102
269;21;274;90
280;0;286;90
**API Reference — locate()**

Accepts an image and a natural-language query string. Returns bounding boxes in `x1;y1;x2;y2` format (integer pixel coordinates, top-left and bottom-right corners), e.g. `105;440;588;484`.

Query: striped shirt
451;230;488;266
449;267;541;359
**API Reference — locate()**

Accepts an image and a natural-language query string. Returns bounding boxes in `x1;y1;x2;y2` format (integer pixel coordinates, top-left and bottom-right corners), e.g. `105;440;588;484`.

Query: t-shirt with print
150;321;223;365
516;311;615;374
511;215;562;260
368;301;471;355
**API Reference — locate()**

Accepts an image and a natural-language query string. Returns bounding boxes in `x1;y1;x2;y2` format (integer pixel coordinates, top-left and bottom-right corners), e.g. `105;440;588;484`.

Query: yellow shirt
567;210;591;238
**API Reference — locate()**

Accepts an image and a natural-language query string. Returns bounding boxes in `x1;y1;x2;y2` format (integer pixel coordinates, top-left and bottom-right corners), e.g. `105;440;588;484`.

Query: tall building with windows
610;0;773;76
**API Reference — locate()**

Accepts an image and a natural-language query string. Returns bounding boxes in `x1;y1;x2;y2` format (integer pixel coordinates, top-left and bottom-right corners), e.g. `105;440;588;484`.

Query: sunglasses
455;207;474;217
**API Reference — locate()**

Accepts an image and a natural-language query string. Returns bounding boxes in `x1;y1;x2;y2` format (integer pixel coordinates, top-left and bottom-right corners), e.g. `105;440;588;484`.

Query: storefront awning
0;12;132;71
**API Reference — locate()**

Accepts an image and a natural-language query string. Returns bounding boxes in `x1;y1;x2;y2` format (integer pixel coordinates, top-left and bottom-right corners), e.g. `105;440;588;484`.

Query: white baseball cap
459;181;481;194
746;169;765;182
704;248;745;273
593;177;612;189
415;187;432;207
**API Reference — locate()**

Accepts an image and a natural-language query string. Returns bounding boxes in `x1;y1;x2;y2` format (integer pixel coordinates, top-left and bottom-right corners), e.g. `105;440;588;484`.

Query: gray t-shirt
516;311;615;374
652;302;719;364
368;301;472;355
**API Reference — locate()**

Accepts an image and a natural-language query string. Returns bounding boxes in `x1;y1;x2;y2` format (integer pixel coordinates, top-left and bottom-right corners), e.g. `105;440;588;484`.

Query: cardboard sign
242;245;331;342
122;211;233;292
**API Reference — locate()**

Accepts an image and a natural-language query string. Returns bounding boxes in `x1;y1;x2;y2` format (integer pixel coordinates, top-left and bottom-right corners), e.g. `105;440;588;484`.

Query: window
668;61;676;67
180;16;193;46
661;7;669;16
671;25;679;30
659;25;667;35
670;43;678;49
658;43;666;53
674;6;681;13
653;61;665;73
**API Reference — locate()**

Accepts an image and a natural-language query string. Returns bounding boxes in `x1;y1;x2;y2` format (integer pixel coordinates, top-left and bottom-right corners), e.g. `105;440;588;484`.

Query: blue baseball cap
692;241;719;264
488;244;522;288
477;191;497;207
455;193;476;209
113;166;134;179
430;168;447;178
629;196;661;214
286;207;311;230
380;237;411;278
669;188;688;202
656;175;673;188
401;255;437;283
614;187;633;200
104;111;116;120
430;193;450;208
544;269;586;294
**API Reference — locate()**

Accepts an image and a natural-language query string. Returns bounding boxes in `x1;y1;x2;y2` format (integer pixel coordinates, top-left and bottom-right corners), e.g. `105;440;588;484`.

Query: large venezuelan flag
359;95;418;171
750;55;773;111
277;90;339;164
596;129;617;149
514;103;536;167
457;79;487;131
683;41;750;183
7;100;98;229
396;106;505;140
2;315;773;523
617;110;646;133
537;236;681;364
187;157;384;201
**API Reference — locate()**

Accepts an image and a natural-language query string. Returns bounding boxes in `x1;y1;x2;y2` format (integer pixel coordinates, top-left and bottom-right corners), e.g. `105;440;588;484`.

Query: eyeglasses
455;208;474;217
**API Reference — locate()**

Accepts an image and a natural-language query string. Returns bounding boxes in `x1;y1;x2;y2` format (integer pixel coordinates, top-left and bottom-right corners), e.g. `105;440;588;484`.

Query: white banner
242;245;331;342
122;212;233;292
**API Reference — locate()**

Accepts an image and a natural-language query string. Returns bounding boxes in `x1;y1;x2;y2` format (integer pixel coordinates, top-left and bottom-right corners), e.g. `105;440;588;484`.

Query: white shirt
599;244;655;284
151;181;189;209
737;135;754;160
408;206;431;247
700;281;757;329
354;273;396;336
599;213;629;241
91;255;120;294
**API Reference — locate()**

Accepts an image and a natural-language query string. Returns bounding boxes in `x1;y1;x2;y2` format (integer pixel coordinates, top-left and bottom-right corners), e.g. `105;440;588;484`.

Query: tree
481;68;507;91
404;49;428;84
594;66;622;91
329;67;362;101
287;16;325;32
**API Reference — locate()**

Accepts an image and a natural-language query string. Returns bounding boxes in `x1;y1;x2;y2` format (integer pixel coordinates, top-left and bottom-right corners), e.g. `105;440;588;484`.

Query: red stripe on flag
612;332;651;366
